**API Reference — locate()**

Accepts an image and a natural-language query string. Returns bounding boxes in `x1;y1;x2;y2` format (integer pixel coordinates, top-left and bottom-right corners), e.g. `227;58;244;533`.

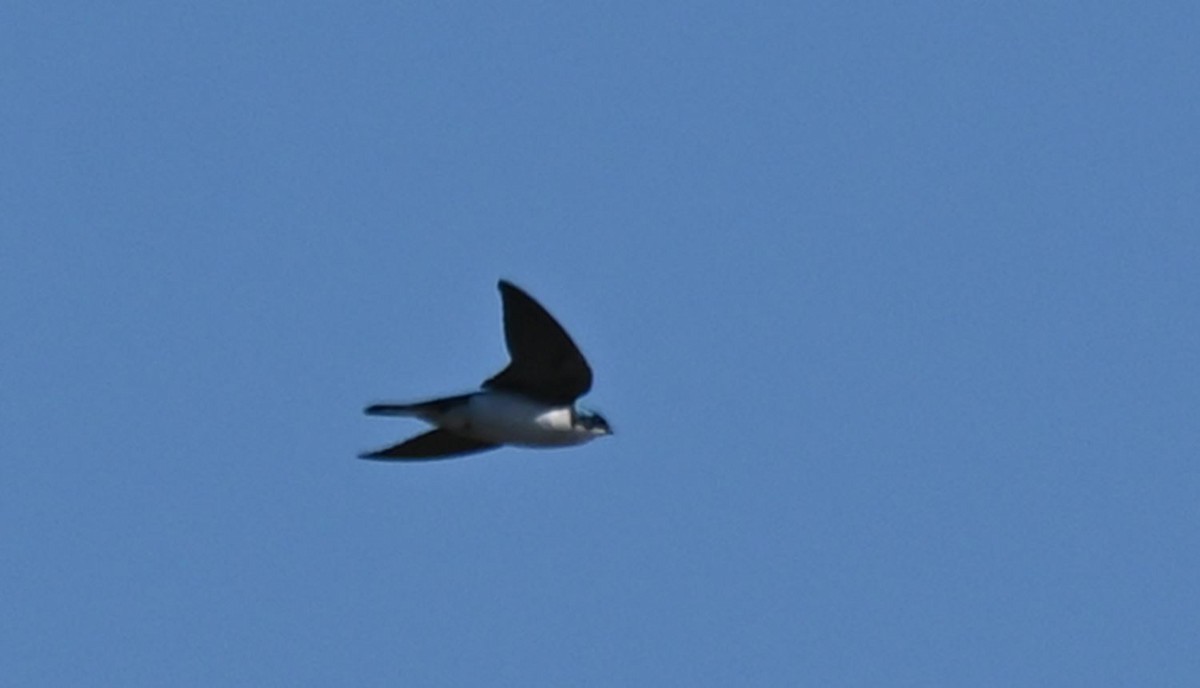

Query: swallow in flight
360;280;612;461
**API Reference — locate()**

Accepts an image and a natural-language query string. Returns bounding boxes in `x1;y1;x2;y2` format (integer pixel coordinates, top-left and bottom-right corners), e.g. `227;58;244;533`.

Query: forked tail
363;393;475;417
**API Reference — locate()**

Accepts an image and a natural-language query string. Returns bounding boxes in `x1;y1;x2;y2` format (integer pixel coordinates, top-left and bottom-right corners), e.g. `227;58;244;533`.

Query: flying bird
360;280;612;461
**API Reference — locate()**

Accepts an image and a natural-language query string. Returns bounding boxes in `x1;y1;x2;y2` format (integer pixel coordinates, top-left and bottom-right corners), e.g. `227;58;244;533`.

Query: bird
359;279;612;461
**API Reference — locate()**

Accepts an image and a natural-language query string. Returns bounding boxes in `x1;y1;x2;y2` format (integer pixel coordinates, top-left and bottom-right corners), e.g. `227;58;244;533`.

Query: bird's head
575;407;613;437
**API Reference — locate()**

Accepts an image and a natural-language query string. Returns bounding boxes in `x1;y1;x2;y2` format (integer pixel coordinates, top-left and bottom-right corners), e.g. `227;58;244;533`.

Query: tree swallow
360;280;612;461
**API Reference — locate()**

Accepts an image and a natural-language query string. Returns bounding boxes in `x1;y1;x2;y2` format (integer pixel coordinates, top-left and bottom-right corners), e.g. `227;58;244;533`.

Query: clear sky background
3;2;1198;685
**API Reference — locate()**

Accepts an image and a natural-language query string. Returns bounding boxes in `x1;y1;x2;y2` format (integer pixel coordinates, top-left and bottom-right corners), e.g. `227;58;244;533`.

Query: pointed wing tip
487;278;594;403
358;430;502;461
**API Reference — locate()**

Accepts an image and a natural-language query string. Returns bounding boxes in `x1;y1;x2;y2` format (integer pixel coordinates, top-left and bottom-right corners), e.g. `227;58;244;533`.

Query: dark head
575;408;613;437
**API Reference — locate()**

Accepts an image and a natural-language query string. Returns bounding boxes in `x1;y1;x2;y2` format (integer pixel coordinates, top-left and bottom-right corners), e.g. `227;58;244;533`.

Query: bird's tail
363;393;475;418
363;403;421;416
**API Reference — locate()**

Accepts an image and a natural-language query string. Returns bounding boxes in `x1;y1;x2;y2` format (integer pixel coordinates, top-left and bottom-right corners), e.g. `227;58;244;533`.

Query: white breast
446;392;591;447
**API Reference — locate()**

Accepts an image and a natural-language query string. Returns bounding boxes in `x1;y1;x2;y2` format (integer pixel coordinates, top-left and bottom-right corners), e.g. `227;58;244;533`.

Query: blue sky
3;1;1198;685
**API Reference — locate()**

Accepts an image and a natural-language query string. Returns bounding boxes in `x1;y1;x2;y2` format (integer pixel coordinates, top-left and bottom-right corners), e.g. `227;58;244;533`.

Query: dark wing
358;429;500;461
482;280;593;404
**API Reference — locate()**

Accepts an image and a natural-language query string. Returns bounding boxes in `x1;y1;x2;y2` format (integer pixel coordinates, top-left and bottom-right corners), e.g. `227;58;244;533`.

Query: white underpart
434;391;591;447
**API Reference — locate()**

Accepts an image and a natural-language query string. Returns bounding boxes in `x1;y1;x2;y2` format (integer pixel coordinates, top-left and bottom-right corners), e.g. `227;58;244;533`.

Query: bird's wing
358;429;500;461
482;280;593;404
